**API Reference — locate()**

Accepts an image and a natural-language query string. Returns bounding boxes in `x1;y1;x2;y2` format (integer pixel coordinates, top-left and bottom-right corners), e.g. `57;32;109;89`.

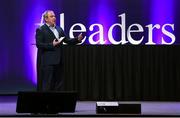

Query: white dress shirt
46;23;59;39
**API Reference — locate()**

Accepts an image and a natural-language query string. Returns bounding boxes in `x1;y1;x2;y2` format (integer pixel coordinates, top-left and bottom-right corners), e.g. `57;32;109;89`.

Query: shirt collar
46;23;56;28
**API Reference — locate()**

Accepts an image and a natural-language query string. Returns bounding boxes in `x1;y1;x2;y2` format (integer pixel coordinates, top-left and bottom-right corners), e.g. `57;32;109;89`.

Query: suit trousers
37;63;64;91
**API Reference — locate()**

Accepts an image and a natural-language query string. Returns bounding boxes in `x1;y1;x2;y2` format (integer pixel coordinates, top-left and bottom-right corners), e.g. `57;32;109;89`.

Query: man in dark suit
35;10;83;91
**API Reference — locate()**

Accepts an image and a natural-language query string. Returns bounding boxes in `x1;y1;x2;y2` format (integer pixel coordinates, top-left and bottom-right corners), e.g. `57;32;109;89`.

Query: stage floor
0;96;180;117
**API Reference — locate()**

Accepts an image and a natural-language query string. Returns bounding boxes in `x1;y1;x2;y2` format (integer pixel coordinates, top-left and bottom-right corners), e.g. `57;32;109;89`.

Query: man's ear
44;17;48;22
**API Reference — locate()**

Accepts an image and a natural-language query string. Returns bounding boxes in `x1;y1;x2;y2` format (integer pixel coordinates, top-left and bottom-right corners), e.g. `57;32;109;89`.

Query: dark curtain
62;46;180;101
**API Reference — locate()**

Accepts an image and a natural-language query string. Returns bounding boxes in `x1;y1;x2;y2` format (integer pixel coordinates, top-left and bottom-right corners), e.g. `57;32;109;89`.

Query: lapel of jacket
44;24;57;39
56;26;64;38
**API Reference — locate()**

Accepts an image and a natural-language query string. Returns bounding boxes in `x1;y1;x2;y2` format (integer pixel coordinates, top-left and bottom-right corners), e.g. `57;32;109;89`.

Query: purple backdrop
0;0;179;93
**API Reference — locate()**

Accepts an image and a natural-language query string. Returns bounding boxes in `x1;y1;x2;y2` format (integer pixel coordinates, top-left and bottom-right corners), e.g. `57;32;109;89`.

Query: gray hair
42;10;53;22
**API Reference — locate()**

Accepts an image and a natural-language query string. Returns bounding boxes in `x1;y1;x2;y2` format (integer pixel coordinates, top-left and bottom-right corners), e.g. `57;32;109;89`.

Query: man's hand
53;39;61;46
78;33;83;41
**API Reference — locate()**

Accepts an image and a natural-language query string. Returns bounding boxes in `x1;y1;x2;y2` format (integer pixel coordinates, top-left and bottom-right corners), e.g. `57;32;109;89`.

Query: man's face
45;11;56;26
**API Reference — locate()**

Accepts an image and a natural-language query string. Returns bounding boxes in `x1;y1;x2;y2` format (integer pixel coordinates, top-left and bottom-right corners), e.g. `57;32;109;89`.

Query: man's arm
59;28;82;45
35;28;55;50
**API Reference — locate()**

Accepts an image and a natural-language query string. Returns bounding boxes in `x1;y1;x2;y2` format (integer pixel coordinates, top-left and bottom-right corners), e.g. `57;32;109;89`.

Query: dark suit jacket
35;24;80;66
